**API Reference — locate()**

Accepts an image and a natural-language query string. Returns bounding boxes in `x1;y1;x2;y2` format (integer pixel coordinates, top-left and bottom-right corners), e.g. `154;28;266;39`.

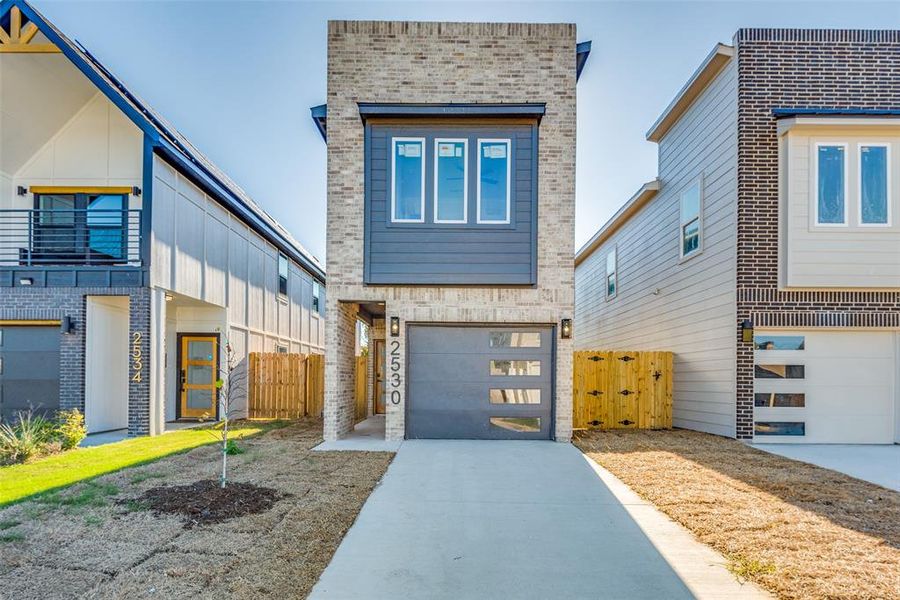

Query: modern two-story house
0;0;325;436
314;21;590;442
576;29;900;445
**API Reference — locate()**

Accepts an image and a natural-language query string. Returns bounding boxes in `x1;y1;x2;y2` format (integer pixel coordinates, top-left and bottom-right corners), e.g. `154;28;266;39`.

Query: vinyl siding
150;155;324;355
781;128;900;289
366;124;537;285
575;57;738;437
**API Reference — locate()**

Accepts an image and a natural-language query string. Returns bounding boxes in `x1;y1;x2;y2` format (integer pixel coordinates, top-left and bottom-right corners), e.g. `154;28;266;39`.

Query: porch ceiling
0;47;96;175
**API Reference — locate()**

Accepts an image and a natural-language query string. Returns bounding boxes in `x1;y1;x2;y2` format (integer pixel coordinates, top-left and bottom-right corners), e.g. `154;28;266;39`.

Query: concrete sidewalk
310;440;769;600
751;443;900;491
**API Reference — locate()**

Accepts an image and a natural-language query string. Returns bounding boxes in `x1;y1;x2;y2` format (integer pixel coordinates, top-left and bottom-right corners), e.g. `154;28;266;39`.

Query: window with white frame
679;180;702;258
434;139;468;223
477;139;511;224
606;248;617;299
815;143;848;225
859;143;890;226
391;137;426;222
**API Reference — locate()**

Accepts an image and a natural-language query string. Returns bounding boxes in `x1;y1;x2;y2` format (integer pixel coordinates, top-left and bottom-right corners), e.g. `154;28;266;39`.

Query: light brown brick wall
325;21;577;441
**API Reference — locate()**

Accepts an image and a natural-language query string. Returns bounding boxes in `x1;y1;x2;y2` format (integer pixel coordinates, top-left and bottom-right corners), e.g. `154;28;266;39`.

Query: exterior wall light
561;318;573;339
131;186;142;197
741;319;754;344
390;316;400;337
16;186;27;196
18;277;33;286
61;316;75;335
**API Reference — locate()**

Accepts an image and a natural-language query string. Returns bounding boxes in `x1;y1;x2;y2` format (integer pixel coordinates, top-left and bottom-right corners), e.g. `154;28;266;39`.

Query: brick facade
0;286;152;436
325;21;577;441
734;28;900;438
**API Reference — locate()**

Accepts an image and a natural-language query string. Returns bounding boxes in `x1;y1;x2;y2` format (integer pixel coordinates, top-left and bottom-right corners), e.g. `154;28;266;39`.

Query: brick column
324;298;358;440
128;288;151;436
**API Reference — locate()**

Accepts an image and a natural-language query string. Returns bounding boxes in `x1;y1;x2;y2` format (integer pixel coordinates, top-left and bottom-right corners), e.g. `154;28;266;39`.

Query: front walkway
310;440;769;599
751;443;900;491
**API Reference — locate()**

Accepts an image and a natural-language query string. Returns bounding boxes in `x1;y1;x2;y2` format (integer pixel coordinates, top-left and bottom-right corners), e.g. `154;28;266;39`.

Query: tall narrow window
859;144;890;226
477;139;511;224
816;144;847;225
679;180;702;258
391;138;425;222
434;139;467;223
312;281;321;313
278;254;289;298
606;248;617;299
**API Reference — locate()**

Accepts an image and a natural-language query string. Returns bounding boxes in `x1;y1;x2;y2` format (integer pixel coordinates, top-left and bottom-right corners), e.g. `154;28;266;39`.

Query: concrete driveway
310;440;765;600
751;444;900;491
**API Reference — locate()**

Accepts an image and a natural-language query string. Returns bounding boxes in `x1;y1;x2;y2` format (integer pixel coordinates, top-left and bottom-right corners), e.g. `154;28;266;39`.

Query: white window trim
391;137;426;223
857;142;892;227
606;246;617;300
678;176;704;261
813;142;849;227
433;138;468;224
476;138;512;225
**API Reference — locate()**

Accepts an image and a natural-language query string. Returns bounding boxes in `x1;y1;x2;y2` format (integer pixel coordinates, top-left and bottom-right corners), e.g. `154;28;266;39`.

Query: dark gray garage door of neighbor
407;325;554;440
0;325;61;423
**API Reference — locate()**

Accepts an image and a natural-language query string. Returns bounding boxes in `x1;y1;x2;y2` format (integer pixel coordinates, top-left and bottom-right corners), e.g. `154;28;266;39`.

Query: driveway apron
310;440;695;599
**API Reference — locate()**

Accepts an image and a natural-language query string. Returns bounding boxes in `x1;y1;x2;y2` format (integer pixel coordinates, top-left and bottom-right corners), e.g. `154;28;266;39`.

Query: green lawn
0;421;284;507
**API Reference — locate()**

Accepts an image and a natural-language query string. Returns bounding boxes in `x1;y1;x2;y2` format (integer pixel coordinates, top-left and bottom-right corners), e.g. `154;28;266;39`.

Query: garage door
753;330;898;444
0;324;61;423
407;326;553;439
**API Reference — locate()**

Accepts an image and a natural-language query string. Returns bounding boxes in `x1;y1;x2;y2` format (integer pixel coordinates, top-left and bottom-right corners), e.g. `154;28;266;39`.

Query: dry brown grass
575;429;900;600
0;419;393;599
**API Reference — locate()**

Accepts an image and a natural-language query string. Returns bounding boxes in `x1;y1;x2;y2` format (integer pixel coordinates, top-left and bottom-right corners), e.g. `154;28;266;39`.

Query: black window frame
312;281;321;314
32;192;128;264
277;253;289;298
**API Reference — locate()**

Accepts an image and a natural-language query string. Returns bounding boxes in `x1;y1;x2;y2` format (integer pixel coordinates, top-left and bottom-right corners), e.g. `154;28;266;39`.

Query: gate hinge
619;389;634;396
589;420;603;427
588;355;604;362
618;419;635;426
618;355;635;362
587;390;603;396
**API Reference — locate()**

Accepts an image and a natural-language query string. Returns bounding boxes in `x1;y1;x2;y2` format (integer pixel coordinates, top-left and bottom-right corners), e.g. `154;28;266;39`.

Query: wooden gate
573;350;672;430
248;352;324;419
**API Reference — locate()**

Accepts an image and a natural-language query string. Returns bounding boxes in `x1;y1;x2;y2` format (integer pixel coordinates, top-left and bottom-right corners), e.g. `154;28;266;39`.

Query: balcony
0;209;142;268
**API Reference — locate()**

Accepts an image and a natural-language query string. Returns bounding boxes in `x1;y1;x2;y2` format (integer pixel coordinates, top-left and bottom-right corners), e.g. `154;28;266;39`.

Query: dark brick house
576;29;900;444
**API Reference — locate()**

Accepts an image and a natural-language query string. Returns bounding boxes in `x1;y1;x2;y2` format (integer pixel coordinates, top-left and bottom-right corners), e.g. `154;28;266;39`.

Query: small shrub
224;439;244;456
55;409;87;450
0;411;55;464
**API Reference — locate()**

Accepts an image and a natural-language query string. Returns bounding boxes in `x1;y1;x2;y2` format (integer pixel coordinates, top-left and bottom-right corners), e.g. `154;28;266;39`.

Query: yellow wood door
180;335;218;419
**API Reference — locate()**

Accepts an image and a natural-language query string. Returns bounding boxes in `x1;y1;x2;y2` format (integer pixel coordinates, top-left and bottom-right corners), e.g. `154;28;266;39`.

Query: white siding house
575;46;738;437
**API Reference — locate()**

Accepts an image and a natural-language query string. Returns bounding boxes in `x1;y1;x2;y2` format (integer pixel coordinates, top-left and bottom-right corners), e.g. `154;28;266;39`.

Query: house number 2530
389;340;401;405
131;331;143;383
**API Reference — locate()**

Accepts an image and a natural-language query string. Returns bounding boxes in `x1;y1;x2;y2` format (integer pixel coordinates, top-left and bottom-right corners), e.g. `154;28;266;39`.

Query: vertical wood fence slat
573;350;673;431
247;352;325;419
355;355;368;423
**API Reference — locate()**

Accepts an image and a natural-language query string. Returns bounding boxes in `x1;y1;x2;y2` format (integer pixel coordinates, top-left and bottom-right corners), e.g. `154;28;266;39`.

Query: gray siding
575;57;739;437
365;124;537;285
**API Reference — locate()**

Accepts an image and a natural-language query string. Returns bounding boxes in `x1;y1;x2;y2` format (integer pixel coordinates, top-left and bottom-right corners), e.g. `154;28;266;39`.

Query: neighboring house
313;21;590;441
0;0;325;436
575;29;900;445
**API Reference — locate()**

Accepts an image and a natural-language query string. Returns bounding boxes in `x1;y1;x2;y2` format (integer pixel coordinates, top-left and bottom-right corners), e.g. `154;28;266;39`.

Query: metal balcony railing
0;209;142;267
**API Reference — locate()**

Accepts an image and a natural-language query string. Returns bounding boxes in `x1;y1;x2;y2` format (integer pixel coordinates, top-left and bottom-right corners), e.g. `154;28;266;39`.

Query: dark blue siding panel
365;123;538;286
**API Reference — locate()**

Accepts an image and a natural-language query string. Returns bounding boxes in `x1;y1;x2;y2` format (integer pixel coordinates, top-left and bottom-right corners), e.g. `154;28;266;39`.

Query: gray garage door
407;325;553;440
0;325;60;423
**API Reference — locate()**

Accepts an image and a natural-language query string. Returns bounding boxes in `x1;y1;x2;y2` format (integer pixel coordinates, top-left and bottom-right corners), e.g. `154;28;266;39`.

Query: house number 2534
131;331;143;383
389;340;401;405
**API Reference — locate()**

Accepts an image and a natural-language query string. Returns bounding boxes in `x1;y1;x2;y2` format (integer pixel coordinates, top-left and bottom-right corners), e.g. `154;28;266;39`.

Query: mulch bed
124;480;286;529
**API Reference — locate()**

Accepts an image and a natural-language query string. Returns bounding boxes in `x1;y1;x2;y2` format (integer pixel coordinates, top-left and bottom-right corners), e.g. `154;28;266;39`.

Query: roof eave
645;43;734;143
575;179;661;266
576;40;592;81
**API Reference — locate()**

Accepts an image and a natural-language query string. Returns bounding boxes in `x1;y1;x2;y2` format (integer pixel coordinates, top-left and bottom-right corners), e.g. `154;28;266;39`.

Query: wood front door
179;334;218;419
374;340;386;414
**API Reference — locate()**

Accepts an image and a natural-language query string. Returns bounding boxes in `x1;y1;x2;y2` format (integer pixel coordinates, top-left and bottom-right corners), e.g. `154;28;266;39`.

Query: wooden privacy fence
248;352;324;419
573;350;673;430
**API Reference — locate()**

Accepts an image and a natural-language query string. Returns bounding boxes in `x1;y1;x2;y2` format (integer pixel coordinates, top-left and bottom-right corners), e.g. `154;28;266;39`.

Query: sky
33;0;900;265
